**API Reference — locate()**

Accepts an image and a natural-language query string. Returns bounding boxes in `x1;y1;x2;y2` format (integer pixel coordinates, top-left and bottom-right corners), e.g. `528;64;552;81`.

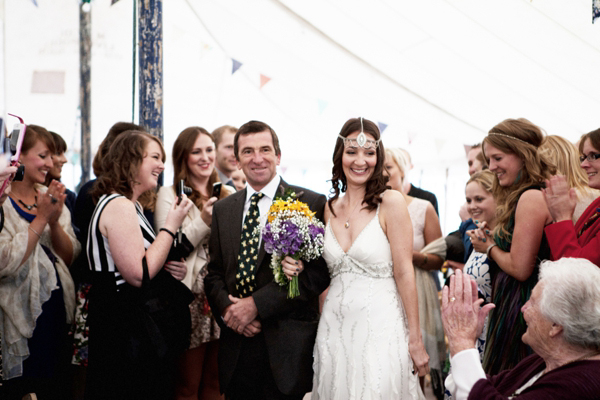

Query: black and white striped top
87;193;155;289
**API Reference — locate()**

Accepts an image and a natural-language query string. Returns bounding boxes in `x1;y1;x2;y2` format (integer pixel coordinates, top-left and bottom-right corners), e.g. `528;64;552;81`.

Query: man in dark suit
204;120;330;400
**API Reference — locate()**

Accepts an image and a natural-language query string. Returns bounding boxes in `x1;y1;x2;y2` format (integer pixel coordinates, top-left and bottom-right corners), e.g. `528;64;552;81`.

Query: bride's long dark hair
328;118;388;217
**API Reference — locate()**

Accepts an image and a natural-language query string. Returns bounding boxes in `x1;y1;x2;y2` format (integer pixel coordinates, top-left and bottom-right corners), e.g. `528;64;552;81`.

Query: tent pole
78;1;92;191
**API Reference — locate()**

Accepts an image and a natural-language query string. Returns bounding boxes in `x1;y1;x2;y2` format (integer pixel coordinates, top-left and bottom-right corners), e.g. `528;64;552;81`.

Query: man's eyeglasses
579;153;600;163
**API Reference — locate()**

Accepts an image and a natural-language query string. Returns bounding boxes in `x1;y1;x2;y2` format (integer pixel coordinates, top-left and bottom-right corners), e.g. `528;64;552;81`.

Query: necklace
10;189;38;211
344;198;363;229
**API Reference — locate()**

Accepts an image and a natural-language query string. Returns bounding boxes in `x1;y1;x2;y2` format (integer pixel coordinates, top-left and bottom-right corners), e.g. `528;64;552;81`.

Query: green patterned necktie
236;192;264;297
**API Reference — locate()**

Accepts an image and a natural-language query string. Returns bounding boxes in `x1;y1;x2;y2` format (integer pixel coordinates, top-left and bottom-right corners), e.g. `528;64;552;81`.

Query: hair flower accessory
255;186;325;298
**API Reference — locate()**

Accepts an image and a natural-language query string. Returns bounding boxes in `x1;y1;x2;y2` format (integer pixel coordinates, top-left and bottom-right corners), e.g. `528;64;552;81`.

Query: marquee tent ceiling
2;0;599;230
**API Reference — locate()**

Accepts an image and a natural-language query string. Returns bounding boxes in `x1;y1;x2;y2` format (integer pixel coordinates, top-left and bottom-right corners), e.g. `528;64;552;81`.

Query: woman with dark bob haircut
309;117;428;399
85;131;193;400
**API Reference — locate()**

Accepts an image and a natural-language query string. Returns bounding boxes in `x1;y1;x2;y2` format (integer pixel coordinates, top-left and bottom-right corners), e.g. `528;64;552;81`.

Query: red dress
545;197;600;266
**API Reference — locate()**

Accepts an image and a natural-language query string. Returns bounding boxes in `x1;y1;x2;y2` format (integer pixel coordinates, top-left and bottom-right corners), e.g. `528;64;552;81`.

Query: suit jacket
545;196;600;266
204;179;330;396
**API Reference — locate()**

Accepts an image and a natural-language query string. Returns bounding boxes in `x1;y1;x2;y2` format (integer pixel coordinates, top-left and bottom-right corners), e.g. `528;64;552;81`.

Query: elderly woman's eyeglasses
579;153;600;163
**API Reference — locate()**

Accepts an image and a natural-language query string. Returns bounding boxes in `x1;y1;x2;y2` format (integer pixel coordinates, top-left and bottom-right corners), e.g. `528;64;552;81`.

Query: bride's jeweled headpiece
338;117;380;150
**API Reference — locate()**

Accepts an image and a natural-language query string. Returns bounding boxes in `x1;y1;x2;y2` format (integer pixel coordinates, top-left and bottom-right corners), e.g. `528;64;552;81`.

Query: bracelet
486;243;497;259
160;227;176;239
418;253;428;268
28;226;42;239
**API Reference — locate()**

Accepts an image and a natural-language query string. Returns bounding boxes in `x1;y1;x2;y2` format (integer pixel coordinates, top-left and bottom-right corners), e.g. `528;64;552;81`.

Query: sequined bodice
323;211;394;279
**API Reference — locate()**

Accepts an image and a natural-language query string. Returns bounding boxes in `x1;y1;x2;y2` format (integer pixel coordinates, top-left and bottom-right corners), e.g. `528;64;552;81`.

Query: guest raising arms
155;127;230;400
468;118;554;375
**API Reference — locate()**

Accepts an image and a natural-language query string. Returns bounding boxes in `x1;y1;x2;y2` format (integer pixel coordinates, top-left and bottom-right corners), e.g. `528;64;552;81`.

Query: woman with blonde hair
155;126;230;400
468;118;555;376
543;128;600;265
384;147;445;396
539;135;598;222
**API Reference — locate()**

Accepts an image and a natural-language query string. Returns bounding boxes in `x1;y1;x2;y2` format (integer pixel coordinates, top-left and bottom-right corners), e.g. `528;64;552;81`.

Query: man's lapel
228;188;247;262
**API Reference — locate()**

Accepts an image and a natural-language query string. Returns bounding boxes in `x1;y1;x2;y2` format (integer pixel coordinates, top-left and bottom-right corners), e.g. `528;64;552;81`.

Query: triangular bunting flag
378;122;388;134
464;144;472;156
317;99;328;114
31;0;38;6
260;74;271;89
112;0;121;5
232;59;243;75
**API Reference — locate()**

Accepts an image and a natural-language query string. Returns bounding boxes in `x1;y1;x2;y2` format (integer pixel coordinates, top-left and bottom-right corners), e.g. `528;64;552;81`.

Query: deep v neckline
328;211;379;254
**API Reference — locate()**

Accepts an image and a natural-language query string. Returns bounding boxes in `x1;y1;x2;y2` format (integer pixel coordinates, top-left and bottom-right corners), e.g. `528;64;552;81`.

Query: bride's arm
381;190;430;377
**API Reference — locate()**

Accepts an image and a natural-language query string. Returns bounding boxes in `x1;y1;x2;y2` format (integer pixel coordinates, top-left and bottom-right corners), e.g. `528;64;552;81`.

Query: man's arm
204;202;233;328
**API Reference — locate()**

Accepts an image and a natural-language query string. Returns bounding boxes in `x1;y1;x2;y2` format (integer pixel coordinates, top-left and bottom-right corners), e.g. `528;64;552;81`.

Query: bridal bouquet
257;189;325;298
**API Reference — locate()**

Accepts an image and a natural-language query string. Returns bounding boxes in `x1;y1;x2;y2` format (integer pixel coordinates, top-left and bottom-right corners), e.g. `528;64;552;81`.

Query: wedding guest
0;125;79;399
85;131;193;399
543;128;600;265
400;148;439;215
442;260;600;399
230;168;247;191
467;144;484;177
467;118;554;375
211;125;238;189
539;135;598;223
385;147;445;397
155;127;230;400
45;131;78;234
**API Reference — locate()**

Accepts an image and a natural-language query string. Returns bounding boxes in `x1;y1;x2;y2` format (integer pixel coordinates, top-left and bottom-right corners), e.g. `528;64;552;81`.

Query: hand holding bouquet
257;189;325;298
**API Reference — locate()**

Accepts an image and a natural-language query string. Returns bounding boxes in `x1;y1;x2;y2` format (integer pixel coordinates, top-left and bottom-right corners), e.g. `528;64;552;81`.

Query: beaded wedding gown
312;207;424;400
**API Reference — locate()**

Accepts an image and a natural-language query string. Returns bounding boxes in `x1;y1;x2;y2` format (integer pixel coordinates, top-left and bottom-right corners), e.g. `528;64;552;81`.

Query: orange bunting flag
260;74;271;89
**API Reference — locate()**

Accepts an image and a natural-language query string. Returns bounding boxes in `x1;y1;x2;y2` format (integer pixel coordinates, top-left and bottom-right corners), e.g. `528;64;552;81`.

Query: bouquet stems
287;253;302;299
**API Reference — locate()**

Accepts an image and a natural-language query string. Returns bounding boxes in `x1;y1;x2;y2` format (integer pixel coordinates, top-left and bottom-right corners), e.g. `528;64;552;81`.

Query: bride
298;118;428;399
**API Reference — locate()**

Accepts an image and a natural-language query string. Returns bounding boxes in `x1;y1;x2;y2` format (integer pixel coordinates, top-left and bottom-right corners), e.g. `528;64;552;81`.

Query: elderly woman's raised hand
543;175;577;223
37;180;66;225
442;269;495;357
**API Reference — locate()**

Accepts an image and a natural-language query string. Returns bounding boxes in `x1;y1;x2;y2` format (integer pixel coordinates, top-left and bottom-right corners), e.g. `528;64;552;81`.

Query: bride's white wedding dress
312;207;424;400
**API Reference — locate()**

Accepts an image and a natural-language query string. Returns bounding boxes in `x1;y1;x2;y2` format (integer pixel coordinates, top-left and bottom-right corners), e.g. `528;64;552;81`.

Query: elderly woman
442;260;600;399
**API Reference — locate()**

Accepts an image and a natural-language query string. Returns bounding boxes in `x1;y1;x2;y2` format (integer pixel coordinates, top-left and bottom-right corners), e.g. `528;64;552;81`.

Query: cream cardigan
155;186;214;289
0;184;79;379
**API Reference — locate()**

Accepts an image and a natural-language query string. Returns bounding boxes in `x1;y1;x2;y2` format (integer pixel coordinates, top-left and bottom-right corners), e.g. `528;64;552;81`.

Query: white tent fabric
1;0;599;232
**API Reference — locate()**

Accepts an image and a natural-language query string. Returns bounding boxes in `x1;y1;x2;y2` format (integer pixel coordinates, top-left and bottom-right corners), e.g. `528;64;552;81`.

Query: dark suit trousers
225;333;304;400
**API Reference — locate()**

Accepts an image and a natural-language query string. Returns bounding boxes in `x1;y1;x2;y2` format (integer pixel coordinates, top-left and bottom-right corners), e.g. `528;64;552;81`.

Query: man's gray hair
539;258;600;350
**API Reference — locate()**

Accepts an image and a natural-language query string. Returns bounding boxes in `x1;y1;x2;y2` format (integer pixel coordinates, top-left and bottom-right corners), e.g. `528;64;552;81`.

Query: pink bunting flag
260;74;271;89
464;144;472;156
232;59;243;75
